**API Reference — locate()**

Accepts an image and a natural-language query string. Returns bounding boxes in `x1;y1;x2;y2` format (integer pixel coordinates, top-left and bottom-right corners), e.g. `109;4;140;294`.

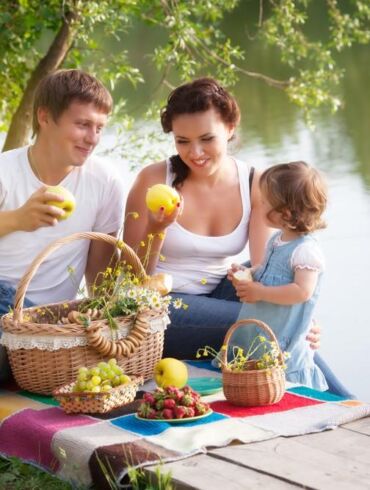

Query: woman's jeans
164;271;355;398
0;280;34;382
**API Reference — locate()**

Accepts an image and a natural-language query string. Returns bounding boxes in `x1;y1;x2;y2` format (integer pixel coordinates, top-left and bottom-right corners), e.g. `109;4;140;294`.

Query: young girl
231;161;328;390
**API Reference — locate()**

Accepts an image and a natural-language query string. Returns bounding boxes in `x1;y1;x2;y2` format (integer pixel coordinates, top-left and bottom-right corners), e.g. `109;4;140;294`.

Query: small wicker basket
53;375;143;414
1;232;167;395
221;319;286;406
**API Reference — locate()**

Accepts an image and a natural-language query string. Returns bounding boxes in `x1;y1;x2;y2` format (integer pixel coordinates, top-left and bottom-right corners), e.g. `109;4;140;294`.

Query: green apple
46;185;76;220
154;358;188;388
145;184;180;216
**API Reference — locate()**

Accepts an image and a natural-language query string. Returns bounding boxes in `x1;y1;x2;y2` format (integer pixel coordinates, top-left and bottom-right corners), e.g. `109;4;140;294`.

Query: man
0;69;125;379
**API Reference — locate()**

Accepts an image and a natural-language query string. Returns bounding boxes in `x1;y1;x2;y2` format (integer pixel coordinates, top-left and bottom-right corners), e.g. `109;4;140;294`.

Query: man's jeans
0;280;34;381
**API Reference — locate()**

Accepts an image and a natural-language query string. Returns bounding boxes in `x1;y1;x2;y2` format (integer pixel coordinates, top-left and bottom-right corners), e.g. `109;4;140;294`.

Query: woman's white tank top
155;158;252;294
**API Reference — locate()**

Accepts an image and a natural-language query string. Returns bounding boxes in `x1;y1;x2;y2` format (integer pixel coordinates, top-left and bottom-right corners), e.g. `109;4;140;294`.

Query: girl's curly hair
260;161;328;233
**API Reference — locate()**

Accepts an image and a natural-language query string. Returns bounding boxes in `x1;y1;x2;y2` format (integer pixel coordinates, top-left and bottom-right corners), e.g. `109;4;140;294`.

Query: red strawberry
137;402;153;418
165;386;184;402
183;386;200;401
194;402;209;416
147;409;157;419
153;387;165;401
183;406;195;418
174;406;186;419
143;392;156;406
155;399;164;410
162;408;174;419
181;393;195;407
163;398;176;409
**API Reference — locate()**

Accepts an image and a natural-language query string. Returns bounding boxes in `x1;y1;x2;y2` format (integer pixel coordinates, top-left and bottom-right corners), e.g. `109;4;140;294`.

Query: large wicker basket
1;232;167;395
221;319;286;406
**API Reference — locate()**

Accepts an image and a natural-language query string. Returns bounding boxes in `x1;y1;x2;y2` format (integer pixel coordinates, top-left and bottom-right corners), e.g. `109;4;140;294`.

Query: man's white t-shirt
0;146;125;304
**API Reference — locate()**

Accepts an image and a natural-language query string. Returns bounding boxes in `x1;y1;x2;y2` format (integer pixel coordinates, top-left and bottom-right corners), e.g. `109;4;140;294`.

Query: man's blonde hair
32;69;112;135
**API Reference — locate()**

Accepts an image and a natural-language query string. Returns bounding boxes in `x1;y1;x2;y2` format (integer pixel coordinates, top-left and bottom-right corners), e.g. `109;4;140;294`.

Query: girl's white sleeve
291;241;325;272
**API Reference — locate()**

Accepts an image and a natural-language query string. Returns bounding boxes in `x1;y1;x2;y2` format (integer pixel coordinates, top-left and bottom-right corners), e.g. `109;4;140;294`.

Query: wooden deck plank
209;427;370;490
145;454;299;489
341;416;370;436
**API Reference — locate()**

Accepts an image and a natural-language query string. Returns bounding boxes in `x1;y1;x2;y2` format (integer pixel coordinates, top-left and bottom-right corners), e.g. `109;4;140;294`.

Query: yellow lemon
145;184;180;216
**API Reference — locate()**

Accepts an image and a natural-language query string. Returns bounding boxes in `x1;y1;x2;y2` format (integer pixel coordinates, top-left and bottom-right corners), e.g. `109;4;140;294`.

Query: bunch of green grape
73;358;131;393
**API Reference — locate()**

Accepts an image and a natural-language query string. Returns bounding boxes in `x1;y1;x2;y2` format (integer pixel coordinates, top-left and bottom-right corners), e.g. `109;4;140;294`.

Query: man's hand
14;187;65;231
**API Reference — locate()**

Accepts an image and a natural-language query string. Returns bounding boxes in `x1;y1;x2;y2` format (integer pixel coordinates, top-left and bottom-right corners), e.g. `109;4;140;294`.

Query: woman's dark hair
160;77;240;188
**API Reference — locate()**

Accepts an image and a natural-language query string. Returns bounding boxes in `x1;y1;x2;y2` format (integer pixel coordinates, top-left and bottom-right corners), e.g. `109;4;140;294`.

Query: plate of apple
136;385;212;423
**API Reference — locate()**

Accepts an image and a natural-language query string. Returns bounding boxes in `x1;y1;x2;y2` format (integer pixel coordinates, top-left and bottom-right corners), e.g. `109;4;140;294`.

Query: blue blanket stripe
287;386;348;402
110;412;227;436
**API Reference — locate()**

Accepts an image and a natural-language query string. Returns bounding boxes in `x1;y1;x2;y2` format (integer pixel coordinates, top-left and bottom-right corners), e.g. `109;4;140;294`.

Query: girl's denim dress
232;232;328;391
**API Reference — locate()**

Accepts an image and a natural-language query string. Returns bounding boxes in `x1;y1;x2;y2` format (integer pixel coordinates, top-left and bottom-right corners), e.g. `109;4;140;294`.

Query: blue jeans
164;273;241;360
163;270;355;398
0;281;34;382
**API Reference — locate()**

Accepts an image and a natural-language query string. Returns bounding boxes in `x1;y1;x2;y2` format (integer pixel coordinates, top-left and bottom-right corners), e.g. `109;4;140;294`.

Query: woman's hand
306;320;321;350
146;196;183;234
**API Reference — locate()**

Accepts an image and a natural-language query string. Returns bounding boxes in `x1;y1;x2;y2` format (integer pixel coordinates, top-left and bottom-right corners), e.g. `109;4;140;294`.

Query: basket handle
13;232;147;322
85;313;152;358
221;318;284;367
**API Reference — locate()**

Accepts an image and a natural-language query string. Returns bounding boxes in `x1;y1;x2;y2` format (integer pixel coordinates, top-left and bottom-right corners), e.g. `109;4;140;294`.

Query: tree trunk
2;11;78;152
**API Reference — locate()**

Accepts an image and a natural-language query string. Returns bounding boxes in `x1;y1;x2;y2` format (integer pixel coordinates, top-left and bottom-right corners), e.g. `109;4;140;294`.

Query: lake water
2;4;369;400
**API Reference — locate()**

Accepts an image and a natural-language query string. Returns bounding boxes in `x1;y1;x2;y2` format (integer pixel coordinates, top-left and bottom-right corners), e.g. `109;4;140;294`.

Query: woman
124;78;351;396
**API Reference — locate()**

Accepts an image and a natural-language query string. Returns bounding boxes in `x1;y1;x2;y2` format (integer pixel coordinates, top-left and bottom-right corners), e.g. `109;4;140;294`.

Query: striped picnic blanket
0;362;369;489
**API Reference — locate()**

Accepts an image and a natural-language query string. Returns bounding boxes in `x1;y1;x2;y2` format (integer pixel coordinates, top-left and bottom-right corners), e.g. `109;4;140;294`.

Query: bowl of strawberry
136;385;212;422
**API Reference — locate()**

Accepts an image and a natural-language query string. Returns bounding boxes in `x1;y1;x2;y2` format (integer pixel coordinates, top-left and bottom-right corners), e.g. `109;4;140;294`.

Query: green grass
0;456;173;489
0;456;75;489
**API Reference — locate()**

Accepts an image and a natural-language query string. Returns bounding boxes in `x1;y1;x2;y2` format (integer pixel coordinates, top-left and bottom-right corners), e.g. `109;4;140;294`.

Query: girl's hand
227;263;245;281
147;196;183;233
235;281;265;303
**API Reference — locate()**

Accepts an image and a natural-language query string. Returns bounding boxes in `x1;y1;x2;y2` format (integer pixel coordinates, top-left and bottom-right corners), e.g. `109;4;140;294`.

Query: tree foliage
1;0;369;149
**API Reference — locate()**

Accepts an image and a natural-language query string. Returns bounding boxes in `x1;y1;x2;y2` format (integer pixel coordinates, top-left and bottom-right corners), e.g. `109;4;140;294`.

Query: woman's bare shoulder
136;160;167;185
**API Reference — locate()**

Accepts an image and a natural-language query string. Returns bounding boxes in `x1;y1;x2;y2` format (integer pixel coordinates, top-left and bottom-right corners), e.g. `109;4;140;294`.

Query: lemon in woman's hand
145;184;180;215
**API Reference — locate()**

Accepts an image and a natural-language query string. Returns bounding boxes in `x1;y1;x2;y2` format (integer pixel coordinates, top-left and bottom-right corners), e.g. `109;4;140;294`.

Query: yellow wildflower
132;212;139;219
159;254;166;262
200;278;207;285
157;232;165;240
140;241;146;247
